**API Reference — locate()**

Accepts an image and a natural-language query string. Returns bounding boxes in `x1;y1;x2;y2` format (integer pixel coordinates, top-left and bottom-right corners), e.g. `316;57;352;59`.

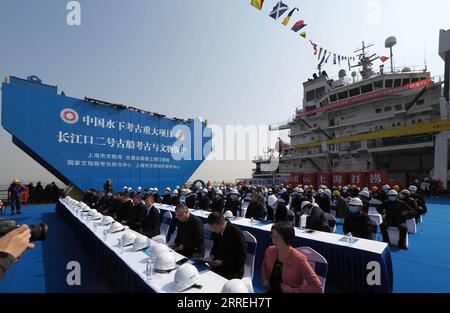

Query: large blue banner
1;76;212;192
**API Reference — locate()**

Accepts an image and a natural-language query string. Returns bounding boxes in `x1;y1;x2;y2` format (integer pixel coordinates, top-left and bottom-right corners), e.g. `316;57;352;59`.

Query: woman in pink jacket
262;222;323;293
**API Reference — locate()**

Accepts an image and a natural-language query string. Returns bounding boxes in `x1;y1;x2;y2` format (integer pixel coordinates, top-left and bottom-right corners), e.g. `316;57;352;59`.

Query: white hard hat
409;185;418;192
388;190;398;196
91;212;103;220
123;186;128;190
122;231;137;247
224;210;234;219
172;189;179;194
149;243;170;261
202;188;208;193
324;189;332;196
102;216;114;226
318;189;324;194
128;187;133;191
221;279;250;293
154;188;159;192
383;185;391;190
109;222;125;233
349;197;363;206
281;188;287;193
81;203;90;212
87;209;97;216
166;187;171;192
301;201;312;210
137;186;142;191
216;190;223;195
176;186;180;189
268;195;278;207
151;235;167;244
230;189;239;195
154;251;177;272
363;187;369;191
132;235;149;252
359;190;370;198
173;263;200;292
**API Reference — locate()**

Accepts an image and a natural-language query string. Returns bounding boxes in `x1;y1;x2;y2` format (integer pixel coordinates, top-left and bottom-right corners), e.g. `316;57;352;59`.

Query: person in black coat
116;192;134;223
378;190;413;249
161;188;172;205
314;192;330;214
140;193;160;238
245;192;266;221
125;194;147;231
343;198;372;239
197;189;211;211
170;190;181;206
184;191;197;209
169;203;205;258
224;190;241;216
211;191;225;213
303;203;330;232
206;212;247;280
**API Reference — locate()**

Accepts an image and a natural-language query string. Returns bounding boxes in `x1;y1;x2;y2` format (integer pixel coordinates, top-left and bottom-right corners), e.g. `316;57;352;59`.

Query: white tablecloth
59;199;228;293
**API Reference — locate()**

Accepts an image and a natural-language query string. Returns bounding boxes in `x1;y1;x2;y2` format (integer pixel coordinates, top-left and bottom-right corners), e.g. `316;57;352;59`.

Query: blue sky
1;0;450;187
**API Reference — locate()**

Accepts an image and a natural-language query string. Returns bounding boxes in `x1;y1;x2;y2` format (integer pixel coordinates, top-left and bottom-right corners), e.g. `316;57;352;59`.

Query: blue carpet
1;199;450;292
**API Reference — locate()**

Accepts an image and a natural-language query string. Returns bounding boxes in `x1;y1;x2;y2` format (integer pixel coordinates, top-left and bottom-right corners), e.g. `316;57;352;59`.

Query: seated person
302;202;330;233
343;198;372;239
210;190;225;213
161;187;172;205
206;212;246;280
168;203;204;258
245;192;266;221
262;222;323;293
116;191;134;223
124;194;146;231
140;193;160;238
224;189;241;217
378;190;412;250
273;198;289;223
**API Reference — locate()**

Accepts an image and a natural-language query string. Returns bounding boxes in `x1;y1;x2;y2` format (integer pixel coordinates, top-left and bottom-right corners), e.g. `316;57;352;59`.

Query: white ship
253;37;450;188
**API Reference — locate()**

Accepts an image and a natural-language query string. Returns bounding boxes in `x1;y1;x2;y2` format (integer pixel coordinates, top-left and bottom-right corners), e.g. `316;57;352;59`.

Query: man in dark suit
125;194;147;231
168;203;204;258
116;191;134;223
206;212;247;280
303;202;330;233
140;193;160;238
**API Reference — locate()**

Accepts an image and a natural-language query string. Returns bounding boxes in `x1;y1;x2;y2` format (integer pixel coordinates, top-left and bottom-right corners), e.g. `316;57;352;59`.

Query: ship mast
351;41;379;79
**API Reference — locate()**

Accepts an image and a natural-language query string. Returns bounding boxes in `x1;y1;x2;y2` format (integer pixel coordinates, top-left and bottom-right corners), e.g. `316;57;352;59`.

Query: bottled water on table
146;259;154;282
103;229;108;241
93;221;97;232
250;217;254;225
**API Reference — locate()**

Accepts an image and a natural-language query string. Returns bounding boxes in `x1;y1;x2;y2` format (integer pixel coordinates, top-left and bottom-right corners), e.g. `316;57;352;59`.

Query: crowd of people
74;177;430;292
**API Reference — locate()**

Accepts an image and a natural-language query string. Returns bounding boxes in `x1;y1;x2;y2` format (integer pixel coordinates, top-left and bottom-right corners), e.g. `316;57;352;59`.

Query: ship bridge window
395;104;403;111
375;108;382;114
329;119;335;127
338;91;349;100
374;80;383;90
411;77;419;83
417;99;425;105
361;84;373;94
330;94;338;102
349;87;361;97
394;79;402;87
384;106;392;112
316;87;325;99
402;78;411;86
385;79;393;88
306;90;315;102
419;77;427;81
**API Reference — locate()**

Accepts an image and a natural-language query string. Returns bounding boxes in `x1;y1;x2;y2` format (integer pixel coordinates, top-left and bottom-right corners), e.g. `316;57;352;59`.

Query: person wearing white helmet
379;185;391;202
169;203;205;258
224;189;241;217
205;212;247;280
301;200;330;232
170;189;181;206
161;187;172;205
210;189;225;213
197;188;211;211
378;190;413;250
314;188;331;214
184;189;197;209
266;194;278;221
343;198;372;239
409;185;428;215
358;190;371;213
140;193;161;238
262;222;323;293
245;192;266;221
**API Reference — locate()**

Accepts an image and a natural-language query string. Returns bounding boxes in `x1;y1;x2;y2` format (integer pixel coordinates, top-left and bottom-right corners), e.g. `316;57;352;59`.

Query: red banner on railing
332;172;348;187
302;173;316;187
348;172;367;188
316;173;331;187
298;78;432;118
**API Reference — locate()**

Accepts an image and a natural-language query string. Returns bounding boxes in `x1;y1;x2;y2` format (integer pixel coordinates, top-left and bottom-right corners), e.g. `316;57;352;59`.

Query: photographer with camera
0;225;35;280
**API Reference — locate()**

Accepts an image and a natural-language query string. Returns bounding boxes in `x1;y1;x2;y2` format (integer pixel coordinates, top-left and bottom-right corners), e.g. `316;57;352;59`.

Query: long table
155;203;394;293
56;199;228;293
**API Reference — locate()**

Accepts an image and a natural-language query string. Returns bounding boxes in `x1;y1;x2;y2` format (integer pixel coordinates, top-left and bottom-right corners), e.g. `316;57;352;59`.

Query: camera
0;219;48;241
